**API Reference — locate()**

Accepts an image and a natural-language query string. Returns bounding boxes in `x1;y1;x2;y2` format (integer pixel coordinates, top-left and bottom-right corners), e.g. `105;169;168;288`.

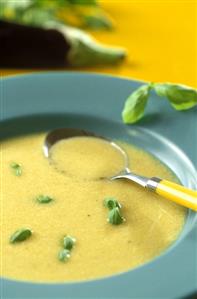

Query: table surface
0;0;196;87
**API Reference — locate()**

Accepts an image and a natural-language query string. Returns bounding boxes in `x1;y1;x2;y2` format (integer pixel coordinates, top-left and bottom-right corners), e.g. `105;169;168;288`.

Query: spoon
44;128;197;211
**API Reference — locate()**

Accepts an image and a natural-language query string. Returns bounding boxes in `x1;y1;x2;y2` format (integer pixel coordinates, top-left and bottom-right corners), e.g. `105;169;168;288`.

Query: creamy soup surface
0;133;186;282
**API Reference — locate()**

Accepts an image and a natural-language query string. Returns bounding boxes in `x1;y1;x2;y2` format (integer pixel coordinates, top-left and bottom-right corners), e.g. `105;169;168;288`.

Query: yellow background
1;0;197;87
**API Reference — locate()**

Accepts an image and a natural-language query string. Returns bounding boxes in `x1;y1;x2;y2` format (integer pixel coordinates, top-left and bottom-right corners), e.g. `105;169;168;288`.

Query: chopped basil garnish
58;249;71;263
104;197;125;225
108;207;125;225
63;235;76;251
36;195;53;204
10;162;22;176
104;197;121;210
10;228;32;243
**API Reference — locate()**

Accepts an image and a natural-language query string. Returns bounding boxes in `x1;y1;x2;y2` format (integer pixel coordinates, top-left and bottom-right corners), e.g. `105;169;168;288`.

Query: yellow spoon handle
113;173;197;211
154;179;197;211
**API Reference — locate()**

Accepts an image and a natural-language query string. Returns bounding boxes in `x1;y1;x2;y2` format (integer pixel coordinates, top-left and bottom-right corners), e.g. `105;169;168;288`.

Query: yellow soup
0;133;186;282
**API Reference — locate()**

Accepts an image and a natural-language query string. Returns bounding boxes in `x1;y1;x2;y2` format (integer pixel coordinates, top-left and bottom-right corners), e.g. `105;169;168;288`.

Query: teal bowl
0;72;197;299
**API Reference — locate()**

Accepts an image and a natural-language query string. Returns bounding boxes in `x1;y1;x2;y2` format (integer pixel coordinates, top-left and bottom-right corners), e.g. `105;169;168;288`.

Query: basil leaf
21;8;56;26
58;249;71;262
36;195;53;204
10;228;32;243
63;235;76;250
154;83;197;110
108;207;125;225
82;14;113;30
104;198;121;210
10;162;22;176
1;0;32;10
122;85;150;124
66;0;98;5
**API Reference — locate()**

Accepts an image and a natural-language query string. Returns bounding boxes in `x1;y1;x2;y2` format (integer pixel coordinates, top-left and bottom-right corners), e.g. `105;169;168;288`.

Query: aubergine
0;20;126;68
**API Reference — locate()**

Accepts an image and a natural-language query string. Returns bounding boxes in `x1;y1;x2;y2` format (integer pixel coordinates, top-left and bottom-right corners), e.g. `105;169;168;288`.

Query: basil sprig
122;82;197;124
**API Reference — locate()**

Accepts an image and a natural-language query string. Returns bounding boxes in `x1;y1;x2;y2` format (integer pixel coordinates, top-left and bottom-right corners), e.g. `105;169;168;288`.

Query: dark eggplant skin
0;20;71;68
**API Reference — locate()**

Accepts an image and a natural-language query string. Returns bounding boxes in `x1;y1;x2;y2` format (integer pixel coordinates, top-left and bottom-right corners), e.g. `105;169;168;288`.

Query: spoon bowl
43;127;129;171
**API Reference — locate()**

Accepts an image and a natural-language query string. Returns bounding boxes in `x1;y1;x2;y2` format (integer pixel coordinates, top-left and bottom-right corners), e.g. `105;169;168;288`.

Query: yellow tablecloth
1;0;196;87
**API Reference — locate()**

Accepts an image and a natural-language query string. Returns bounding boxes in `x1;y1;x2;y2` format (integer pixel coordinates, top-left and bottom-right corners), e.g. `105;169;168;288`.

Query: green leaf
82;14;113;29
104;198;121;210
20;8;57;26
122;84;151;124
10;228;32;243
10;162;22;176
63;235;76;250
36;195;53;204
58;249;71;262
66;0;98;5
108;207;125;225
1;0;33;9
154;83;197;110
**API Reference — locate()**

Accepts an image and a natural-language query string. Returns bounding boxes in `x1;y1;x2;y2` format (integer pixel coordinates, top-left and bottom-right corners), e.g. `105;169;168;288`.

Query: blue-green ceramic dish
0;72;197;299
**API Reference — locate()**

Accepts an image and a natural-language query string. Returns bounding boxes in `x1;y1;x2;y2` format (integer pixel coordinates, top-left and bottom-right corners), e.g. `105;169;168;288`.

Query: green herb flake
36;195;53;204
63;235;76;251
108;207;125;225
10;162;22;176
104;198;121;210
104;197;125;225
10;228;32;243
58;249;71;263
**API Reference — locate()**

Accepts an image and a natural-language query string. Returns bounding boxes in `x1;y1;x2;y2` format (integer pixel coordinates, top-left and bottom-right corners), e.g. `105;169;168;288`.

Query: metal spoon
44;128;197;211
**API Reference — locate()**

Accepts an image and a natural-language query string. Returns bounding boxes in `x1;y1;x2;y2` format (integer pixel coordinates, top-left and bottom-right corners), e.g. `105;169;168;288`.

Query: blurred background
0;0;196;87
